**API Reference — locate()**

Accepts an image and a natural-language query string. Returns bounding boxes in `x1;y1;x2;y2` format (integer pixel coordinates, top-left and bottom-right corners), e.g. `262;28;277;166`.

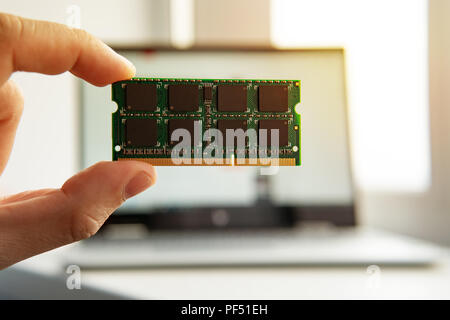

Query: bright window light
170;0;194;49
271;0;430;192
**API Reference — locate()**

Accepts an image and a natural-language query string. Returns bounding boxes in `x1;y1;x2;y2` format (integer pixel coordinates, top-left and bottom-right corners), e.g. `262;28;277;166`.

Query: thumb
61;160;156;240
0;161;156;269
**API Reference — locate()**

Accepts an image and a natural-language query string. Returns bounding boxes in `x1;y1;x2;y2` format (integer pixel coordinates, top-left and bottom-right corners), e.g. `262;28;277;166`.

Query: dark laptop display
80;48;354;229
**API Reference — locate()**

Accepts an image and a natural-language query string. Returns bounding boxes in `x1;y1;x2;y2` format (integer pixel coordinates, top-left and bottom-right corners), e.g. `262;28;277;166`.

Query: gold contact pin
118;158;296;166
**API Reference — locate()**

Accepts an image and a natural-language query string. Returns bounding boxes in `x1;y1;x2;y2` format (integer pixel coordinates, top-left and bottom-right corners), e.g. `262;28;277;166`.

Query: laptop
64;48;440;268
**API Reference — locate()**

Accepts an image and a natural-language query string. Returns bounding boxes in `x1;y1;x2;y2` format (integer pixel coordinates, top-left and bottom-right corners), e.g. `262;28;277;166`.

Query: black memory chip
125;118;158;146
258;120;289;147
217;85;247;112
126;83;157;111
258;85;288;112
168;119;199;145
218;119;248;148
168;85;199;112
204;86;212;101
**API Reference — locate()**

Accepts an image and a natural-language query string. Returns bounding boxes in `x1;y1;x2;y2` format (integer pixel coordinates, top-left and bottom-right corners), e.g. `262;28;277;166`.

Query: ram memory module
112;78;301;166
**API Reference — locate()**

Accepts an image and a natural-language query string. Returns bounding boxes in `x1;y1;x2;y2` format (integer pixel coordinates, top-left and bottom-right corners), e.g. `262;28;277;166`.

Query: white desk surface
8;244;450;300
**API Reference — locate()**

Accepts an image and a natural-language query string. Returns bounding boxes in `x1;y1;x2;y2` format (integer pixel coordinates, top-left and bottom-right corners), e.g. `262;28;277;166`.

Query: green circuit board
112;78;301;166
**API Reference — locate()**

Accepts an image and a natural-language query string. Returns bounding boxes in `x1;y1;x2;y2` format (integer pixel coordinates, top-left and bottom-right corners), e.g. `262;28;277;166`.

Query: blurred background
1;0;450;299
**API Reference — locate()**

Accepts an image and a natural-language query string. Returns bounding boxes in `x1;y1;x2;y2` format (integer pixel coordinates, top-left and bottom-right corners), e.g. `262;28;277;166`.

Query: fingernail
121;56;136;76
116;54;136;77
107;46;136;77
124;172;153;199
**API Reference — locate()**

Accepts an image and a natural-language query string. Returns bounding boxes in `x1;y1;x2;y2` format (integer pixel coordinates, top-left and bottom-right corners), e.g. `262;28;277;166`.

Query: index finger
0;13;135;86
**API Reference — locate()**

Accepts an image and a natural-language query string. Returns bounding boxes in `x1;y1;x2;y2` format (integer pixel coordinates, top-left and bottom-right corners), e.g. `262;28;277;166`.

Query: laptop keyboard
82;228;355;251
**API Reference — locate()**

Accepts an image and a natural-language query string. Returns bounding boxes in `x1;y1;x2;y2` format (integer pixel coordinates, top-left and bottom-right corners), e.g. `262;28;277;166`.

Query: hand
0;13;156;269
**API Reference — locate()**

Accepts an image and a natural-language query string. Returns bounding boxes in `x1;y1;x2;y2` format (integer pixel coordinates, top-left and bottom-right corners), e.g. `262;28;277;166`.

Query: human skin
0;13;156;269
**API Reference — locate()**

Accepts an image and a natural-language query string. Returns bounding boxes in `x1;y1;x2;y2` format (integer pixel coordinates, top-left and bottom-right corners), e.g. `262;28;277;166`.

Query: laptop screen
80;49;353;212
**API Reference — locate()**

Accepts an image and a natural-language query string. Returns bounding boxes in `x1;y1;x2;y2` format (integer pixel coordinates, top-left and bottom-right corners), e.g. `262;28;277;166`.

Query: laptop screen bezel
78;46;356;230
